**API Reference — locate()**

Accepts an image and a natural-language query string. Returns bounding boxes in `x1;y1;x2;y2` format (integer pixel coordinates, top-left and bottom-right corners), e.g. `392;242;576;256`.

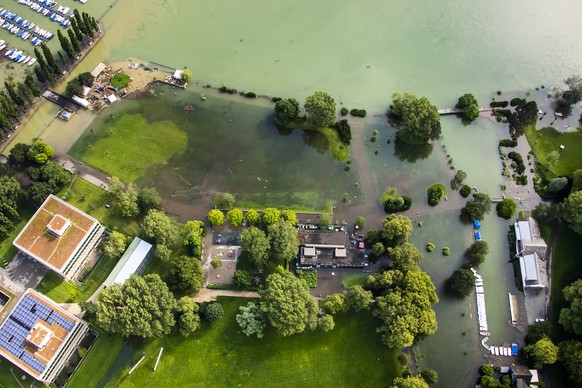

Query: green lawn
69;297;399;388
524;124;582;178
69;113;187;182
0;208;32;268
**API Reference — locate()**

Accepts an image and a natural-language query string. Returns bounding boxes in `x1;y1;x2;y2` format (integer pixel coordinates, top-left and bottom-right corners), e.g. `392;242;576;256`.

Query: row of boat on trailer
490;344;518;357
16;0;73;27
0;7;55;45
1;40;37;66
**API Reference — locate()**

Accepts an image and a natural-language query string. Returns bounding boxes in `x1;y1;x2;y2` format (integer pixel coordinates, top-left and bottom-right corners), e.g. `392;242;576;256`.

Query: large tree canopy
382;214;413;247
260;268;318;336
239;226;271;268
559;340;582;383
525;336;558;369
369;270;438;348
564;191;582;234
464;192;492;221
268;219;299;268
304;91;336;128
274;98;300;125
168;255;204;292
559;279;582;335
95;274;176;338
391;92;440;144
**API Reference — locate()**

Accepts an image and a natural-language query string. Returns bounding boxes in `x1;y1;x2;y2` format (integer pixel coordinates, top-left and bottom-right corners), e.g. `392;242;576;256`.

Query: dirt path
191;288;259;302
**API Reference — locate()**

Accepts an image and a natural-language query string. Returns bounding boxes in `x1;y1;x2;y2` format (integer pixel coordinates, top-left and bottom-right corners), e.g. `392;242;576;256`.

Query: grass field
0;208;32;268
69;113;187;182
524;124;582;178
69;297;399;388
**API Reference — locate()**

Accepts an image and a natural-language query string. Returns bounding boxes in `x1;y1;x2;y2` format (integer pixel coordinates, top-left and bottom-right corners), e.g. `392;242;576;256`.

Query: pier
437;107;493;115
42;90;81;112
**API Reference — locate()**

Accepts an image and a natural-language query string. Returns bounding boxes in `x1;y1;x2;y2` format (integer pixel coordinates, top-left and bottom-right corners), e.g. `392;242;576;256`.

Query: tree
109;176;125;197
304;91;336;128
280;210;297;225
345;285;373;311
95;274;176;338
27;182;54;205
176;296;200;337
211;257;222;269
260;268;318;336
103;231;127;258
24;75;41;98
245;209;260;226
369;270;438;348
207;209;224;227
355;216;366;229
448;269;475;297
239;227;271;268
137;187;161;214
233;270;252;290
115;182;140;217
40;43;60;74
57;29;74;59
426;183;446;206
318;314;335;332
382;187;407;213
573;169;582;192
77;72;95;87
464;192;492;221
34;66;47;84
274;98;300;124
9;143;31;166
559;340;582;383
455;93;479;121
66;79;83;97
236;302;266;338
564;191;582;234
532;202;560;223
180;69;192;83
268;220;299;268
67;28;81;53
559;279;582;335
17;82;32;105
213;193;235;209
317;213;332;228
372;242;386;258
167;255;204;292
226;208;244;227
70;17;84;43
28;140;55;164
467;240;489;266
391;92;440;144
546;177;568;196
142;209;180;247
496;199;516;219
391;376;429;388
525;336;558;368
479;364;494;376
387;242;422;272
382;214;413;247
202;302;224;323
183;220;205;258
420;369;439;385
262;208;280;226
4;81;24;110
321;293;347;315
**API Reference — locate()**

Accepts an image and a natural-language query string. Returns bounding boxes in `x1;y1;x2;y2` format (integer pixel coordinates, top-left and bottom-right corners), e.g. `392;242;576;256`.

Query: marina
0;6;55;44
15;0;72;27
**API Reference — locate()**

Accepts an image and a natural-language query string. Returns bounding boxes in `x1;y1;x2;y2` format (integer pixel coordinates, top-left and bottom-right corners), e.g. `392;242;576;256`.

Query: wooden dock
437;107;493;115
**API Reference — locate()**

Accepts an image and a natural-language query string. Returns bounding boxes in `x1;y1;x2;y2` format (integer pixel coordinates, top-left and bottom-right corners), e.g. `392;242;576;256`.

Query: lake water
3;0;582;386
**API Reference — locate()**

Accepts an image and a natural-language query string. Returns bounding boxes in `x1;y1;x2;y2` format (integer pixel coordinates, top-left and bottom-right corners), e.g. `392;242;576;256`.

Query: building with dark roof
13;195;105;280
0;289;88;383
297;230;365;268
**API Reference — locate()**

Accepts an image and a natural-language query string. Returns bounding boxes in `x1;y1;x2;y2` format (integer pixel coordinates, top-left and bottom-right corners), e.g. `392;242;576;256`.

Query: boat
490;346;495;355
28;57;36;66
494;347;499;356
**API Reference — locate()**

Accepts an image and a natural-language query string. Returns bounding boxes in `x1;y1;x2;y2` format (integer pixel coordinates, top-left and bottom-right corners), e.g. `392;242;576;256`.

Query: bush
382;187;409;213
426;243;436;252
341;107;348;116
499;138;518;147
449;269;475;297
203;302;224;322
333;119;352;145
296;269;317;288
244;92;256;98
510;97;525;107
479;364;494;377
460;185;471;197
427;183;446;206
507;151;525;174
233;270;252;290
490;100;508;108
271;97;282;102
211;257;222;269
442;247;450;256
350;108;367;117
496;199;516;219
111;73;130;89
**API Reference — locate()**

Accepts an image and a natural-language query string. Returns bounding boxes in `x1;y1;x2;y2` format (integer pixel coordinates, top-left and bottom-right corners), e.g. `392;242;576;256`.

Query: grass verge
69;113;187;182
0;208;33;268
69;297;399;388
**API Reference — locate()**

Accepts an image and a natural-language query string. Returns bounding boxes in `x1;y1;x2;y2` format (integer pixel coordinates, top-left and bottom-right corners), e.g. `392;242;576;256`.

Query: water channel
3;0;582;386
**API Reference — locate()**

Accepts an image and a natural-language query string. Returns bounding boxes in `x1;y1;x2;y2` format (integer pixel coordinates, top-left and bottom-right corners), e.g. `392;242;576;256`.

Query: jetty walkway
437;107;493;115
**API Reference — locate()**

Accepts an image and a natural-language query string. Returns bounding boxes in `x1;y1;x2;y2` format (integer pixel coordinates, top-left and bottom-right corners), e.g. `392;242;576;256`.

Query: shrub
510;97;525;107
496;199;517;219
296;269;317;288
111;73;130;89
333;119;352;145
426;243;435;252
211;257;222;269
203;302;224;322
350;108;367;117
442;247;450;256
479;364;494;377
271;97;282;102
507;151;525;174
460;185;471;197
341;107;348;116
245;92;256;98
498;138;518;147
233;270;252;290
427;183;446;206
490;100;509;108
382;187;408;213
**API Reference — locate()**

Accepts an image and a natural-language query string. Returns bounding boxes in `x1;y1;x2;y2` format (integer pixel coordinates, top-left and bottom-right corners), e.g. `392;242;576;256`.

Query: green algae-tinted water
71;85;362;211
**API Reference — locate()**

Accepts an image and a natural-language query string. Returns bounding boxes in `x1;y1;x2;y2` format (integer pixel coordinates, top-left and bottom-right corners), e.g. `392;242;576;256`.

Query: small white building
173;69;183;80
103;237;154;287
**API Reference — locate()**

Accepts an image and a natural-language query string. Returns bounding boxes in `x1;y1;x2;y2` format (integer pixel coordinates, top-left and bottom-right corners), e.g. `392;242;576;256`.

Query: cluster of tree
426;183;446;206
109;177;161;218
477;364;511;388
466;240;489;267
463;192;492;220
0;77;41;135
102;231;128;259
65;72;95;97
93;274;222;338
455;93;479;121
320;285;374;316
556;75;582;116
450;170;467;191
332;119;352;144
382;187;411;214
390;92;441;144
142;209;180;260
0;175;21;239
183;220;205;258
